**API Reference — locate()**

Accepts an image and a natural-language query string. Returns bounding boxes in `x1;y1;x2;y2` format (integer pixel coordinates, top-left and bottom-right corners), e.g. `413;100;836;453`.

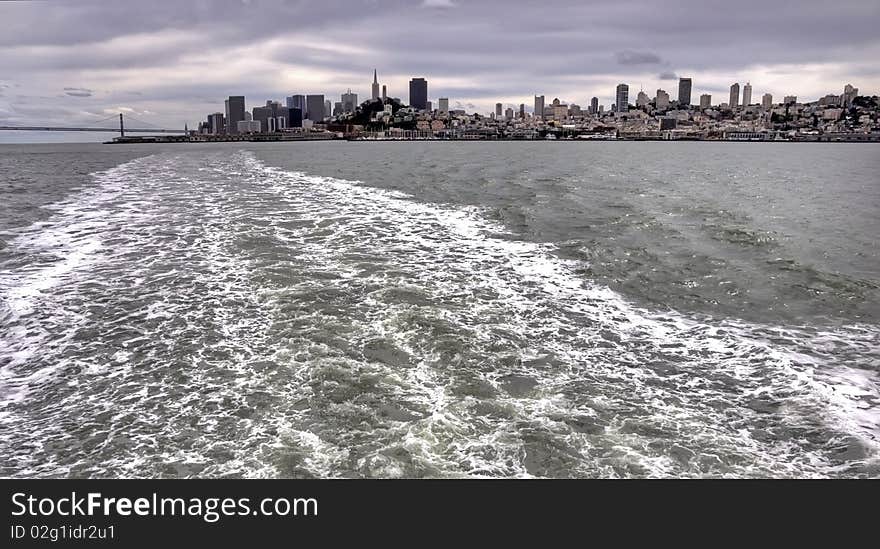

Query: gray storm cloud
0;0;877;126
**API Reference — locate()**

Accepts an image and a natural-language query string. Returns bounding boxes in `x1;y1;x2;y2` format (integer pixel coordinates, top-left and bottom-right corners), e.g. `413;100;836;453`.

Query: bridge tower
119;113;125;137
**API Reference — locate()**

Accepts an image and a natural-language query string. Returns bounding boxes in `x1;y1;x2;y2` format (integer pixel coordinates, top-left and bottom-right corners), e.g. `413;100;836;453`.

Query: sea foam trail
0;150;877;478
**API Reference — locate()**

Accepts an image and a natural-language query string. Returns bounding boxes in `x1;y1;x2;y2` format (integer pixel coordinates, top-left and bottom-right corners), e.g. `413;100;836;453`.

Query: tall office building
699;94;712;109
342;89;358;113
252;106;271;133
729;83;740;109
225;96;245;134
534;95;545;119
438;97;449;115
495;103;503;117
519;103;525;118
762;93;773;110
287;95;305;110
305;94;325;121
656;89;670;110
382;85;387;101
505;107;514;120
615;84;629;112
208;112;225;135
371;69;380;101
742;82;752;106
409;78;428;110
590;96;598;114
288;107;303;128
678;78;692;106
325;100;332;118
636;91;649;108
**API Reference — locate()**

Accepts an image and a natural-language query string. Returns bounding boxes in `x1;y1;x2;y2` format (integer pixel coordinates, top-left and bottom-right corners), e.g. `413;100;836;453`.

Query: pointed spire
373;69;378;84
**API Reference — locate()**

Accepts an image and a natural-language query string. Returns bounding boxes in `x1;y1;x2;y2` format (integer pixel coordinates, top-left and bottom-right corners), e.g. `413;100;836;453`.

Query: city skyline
0;0;878;128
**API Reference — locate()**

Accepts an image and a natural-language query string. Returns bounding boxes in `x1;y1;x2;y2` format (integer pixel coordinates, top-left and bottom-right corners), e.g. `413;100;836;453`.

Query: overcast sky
1;0;878;128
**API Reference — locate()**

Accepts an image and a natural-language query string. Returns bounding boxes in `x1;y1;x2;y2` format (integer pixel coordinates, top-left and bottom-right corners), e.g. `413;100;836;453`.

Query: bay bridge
0;113;186;137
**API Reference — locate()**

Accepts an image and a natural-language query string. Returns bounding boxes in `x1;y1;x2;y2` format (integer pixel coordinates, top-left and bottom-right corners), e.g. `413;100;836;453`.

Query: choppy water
0;142;878;478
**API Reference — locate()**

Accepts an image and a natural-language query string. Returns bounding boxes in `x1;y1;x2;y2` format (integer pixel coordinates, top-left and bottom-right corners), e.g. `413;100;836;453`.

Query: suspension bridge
0;113;186;136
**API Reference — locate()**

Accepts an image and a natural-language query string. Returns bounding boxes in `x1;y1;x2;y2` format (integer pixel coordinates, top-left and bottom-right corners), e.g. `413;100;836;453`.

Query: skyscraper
325;100;332;118
409;78;428;110
306;94;325;121
495;103;503;117
438;97;449;115
742;82;752;107
678;78;692;106
636;91;649;108
656;89;670;110
371;69;380;101
342;89;358;113
729;83;740;109
534;95;545;119
287;95;305;111
762;93;773;110
700;94;712;109
225;96;245;134
382;85;387;101
615;84;629;112
590;96;598;114
519;103;525;118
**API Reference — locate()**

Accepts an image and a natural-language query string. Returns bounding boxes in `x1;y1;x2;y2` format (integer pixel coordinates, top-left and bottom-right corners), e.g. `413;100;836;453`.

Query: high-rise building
225;96;245;134
505;107;514;120
615;84;629;112
287;95;305;111
742;82;752;107
842;84;858;107
534;95;545;119
656;89;670;110
288;108;303;128
699;94;712;109
252;106;271;133
371;69;380;101
382;85;387;101
438;97;449;115
729;83;740;109
409;78;428;110
761;93;773;110
305;94;325;121
519;103;525;118
495;103;503;117
590;96;598;114
426;101;432;112
636;91;649;108
325;100;332;119
208;112;225;135
342;89;358;113
678;78;692;106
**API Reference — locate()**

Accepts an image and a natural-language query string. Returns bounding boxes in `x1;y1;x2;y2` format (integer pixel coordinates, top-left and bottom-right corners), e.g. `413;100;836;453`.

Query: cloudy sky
0;0;878;128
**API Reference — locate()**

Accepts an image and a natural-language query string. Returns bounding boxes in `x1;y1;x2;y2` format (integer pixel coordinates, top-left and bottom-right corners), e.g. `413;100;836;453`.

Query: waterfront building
615;84;629;112
372;70;380;101
495;103;503;117
656;89;670;110
225;96;246;134
590;96;598;114
678;78;692;106
729;83;740;109
439;97;449;115
409;78;428;110
742;82;752;106
306;94;325;121
534;95;545;119
700;94;712;109
342;89;358;113
237;120;261;133
762;93;773;110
